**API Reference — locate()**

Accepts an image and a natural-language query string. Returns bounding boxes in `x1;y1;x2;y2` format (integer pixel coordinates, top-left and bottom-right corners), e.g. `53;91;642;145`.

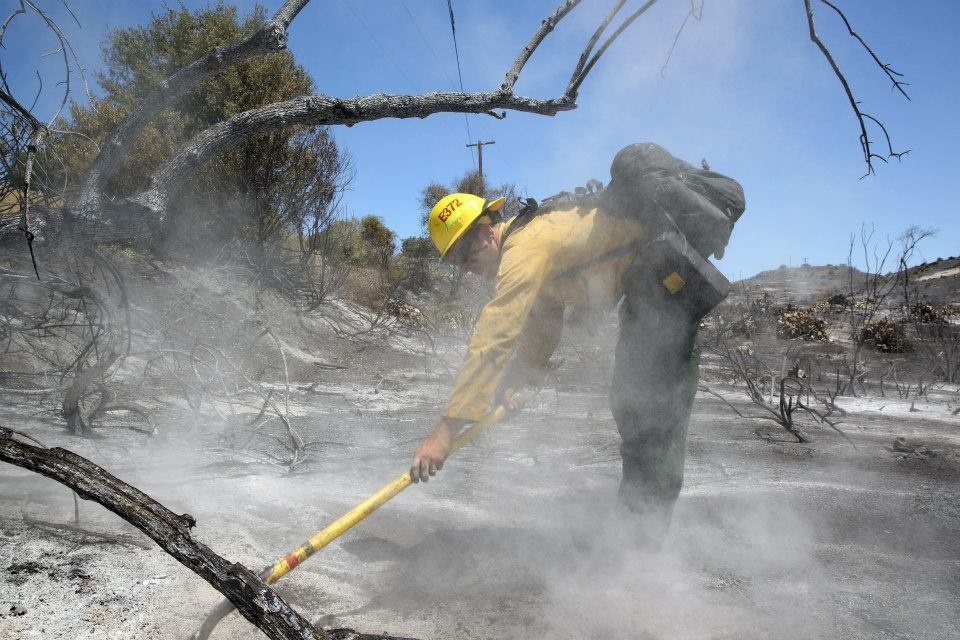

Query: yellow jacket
445;207;646;421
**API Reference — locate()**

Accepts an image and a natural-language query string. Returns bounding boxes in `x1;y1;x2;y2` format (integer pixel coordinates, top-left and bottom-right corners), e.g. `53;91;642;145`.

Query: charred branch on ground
0;426;324;640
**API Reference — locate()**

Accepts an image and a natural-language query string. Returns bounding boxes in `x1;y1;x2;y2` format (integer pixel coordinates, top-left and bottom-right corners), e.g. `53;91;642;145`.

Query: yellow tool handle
264;403;509;584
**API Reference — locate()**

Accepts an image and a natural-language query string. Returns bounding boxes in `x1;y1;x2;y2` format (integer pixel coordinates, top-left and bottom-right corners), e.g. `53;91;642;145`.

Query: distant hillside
735;257;960;307
735;264;867;306
906;256;960;304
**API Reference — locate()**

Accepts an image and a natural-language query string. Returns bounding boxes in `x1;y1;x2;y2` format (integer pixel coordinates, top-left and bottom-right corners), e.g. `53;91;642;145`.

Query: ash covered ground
1;253;959;640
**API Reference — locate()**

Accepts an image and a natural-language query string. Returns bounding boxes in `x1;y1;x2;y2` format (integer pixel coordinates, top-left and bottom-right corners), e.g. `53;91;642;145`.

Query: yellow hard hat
428;193;506;260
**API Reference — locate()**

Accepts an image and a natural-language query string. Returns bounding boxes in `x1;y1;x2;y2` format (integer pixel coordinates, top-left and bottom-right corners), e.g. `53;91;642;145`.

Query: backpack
508;142;745;320
602;142;745;260
520;142;744;260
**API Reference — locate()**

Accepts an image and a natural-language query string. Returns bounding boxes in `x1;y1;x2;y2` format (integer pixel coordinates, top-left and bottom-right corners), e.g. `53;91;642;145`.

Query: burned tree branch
127;91;577;217
567;0;659;96
660;0;704;78
62;348;119;436
803;0;909;176
0;86;43;131
20;125;46;279
1;1;93;262
500;0;582;93
0;426;324;640
71;0;655;226
0;2;27;47
568;0;628;91
817;0;910;101
698;383;746;418
0;26;48;277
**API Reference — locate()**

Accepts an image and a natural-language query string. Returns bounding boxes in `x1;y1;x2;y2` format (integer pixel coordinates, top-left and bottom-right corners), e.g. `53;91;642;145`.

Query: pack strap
551;239;644;282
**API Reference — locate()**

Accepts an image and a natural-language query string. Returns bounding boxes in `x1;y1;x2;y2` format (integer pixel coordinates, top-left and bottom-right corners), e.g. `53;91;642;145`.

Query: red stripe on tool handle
285;553;300;570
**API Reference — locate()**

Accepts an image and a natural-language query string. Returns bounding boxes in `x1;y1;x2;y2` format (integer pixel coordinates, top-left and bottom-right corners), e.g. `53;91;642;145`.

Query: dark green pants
610;292;700;545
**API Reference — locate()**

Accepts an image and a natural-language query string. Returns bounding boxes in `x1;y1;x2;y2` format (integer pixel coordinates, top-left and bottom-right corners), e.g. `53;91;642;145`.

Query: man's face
449;224;500;280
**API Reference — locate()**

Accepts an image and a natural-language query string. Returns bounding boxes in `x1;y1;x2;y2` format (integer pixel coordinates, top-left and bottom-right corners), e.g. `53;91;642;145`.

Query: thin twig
660;0;704;78
817;0;910;100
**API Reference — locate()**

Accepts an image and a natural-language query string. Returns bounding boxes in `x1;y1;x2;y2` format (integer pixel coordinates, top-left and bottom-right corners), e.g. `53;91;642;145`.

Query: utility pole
466;139;495;188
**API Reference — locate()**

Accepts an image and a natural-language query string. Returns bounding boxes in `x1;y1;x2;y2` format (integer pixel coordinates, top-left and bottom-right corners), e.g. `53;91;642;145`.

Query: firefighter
410;191;702;547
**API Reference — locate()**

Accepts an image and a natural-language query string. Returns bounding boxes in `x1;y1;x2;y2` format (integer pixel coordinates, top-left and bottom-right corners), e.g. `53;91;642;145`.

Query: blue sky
4;1;958;279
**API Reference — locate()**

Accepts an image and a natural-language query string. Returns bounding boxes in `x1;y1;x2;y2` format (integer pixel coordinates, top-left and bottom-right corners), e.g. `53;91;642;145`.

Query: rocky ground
1;256;959;640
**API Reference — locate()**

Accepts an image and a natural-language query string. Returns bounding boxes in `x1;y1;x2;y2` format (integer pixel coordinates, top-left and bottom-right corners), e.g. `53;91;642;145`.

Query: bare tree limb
817;0;910;101
1;0;94;269
20;125;46;278
568;0;628;90
0;86;43;131
0;2;27;50
500;0;582;92
698;383;745;417
803;0;909;177
67;0;659;227
566;0;659;96
20;0;90;125
126;91;577;217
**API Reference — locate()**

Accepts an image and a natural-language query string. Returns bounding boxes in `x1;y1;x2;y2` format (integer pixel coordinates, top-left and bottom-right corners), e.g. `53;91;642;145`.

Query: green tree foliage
359;215;396;268
417;169;522;233
397;235;435;293
318;215;396;269
319;218;364;264
49;2;349;257
398;235;434;261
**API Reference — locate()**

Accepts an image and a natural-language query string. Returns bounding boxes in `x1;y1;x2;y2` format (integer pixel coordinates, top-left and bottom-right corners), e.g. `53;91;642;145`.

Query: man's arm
410;243;552;482
498;295;565;402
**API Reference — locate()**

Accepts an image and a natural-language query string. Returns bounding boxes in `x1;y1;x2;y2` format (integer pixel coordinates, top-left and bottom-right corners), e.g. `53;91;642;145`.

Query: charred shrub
729;313;760;338
776;306;828;341
750;291;776;316
383;297;424;327
861;318;912;353
709;293;775;338
909;301;947;324
827;292;849;307
813;292;849;314
730;292;776;337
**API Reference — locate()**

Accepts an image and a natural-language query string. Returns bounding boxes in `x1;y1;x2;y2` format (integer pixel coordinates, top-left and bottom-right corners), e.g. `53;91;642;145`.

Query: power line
445;0;475;169
446;0;466;93
399;0;458;89
400;0;474;161
341;0;419;93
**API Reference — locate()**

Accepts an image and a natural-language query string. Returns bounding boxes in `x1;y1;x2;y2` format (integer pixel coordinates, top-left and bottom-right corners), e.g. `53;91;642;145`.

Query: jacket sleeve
502;294;565;390
444;243;553;422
